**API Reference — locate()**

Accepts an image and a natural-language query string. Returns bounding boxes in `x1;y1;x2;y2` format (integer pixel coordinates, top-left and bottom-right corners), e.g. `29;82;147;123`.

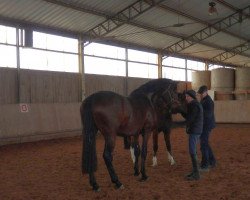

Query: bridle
160;84;179;107
151;84;179;112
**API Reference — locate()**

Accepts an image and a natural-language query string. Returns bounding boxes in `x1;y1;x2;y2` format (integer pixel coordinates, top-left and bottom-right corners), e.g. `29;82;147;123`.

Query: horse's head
151;86;187;116
171;91;188;114
150;82;178;115
131;78;188;116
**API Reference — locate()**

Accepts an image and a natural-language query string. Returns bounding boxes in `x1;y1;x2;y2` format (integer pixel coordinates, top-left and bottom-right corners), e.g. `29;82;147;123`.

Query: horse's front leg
103;135;124;189
164;131;176;165
152;130;158;167
133;135;140;176
140;131;150;181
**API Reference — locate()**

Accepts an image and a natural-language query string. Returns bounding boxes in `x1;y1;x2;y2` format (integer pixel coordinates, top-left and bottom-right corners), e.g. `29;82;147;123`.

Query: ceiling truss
84;0;166;45
1;0;249;67
212;42;250;62
164;5;250;54
45;0;250;67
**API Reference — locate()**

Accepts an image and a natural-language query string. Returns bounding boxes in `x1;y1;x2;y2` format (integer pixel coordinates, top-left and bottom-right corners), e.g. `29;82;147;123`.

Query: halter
159;84;179;108
150;83;179;114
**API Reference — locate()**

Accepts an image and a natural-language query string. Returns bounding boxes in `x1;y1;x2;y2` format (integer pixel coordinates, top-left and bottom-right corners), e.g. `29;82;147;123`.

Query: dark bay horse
80;78;180;191
150;90;187;166
125;82;185;167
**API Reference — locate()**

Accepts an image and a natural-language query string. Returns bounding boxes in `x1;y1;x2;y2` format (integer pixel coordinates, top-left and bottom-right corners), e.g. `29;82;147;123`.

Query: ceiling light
208;2;218;16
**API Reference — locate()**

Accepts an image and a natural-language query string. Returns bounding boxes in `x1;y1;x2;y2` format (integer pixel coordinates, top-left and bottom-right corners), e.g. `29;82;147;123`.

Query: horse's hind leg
140;131;150;181
164;131;176;165
152;130;158;167
89;173;100;192
123;136;131;149
103;136;124;189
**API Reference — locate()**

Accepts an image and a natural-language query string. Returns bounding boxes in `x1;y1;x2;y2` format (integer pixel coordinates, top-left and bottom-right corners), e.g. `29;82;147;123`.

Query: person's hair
197;85;208;94
185;90;197;99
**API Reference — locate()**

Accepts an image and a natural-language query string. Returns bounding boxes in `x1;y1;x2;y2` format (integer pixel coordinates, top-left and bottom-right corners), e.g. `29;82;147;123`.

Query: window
0;25;16;45
187;60;205;70
85;56;126;76
128;49;157;64
33;31;78;53
162;67;185;81
163;56;185;68
84;43;125;59
209;64;223;70
128;62;158;78
0;44;16;68
19;31;78;72
0;25;17;68
20;48;78;72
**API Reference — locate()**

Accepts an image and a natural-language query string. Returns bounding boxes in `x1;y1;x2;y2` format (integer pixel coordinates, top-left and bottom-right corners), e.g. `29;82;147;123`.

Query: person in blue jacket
197;85;216;171
181;90;203;180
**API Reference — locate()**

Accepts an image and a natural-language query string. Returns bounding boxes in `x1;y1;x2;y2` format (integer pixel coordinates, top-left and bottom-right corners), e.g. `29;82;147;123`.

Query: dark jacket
200;95;216;130
181;99;203;135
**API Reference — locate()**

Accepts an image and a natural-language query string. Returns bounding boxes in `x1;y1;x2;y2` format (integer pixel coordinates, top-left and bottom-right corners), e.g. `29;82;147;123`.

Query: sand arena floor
0;124;250;200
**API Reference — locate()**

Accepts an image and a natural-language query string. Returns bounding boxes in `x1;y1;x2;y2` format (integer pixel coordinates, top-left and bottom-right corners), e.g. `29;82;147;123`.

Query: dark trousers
200;129;216;168
189;134;200;155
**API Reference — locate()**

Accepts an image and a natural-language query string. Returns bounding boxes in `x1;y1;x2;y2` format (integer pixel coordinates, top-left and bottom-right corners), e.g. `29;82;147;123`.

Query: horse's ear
175;81;184;93
173;81;178;91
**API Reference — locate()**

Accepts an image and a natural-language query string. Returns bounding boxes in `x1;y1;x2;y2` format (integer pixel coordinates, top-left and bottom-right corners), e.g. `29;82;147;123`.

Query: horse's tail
80;96;98;174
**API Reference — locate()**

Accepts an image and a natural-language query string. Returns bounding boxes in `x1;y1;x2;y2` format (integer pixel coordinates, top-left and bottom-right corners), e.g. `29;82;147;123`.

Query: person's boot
185;171;194;178
186;154;200;181
199;166;210;172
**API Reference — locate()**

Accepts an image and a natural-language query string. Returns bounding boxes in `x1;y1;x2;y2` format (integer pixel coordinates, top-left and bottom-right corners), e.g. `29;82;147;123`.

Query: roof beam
43;0;110;17
84;0;166;45
208;0;250;63
37;0;249;67
158;4;249;43
163;5;250;54
212;42;250;62
42;0;249;63
0;15;79;38
215;0;250;17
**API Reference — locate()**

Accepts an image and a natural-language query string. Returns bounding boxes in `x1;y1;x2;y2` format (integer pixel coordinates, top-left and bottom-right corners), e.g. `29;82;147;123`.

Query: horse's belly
118;126;140;136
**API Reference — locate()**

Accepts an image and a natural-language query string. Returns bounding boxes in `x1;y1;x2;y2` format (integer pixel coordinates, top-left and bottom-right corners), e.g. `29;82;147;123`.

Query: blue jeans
200;129;216;168
189;134;200;155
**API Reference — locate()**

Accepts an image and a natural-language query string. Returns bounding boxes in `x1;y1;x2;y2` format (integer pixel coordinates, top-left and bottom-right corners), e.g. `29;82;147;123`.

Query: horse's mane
130;78;177;96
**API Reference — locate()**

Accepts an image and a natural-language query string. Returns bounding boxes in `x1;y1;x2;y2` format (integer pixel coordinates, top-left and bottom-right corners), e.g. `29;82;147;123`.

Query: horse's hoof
170;161;176;165
115;183;124;190
134;171;140;176
139;176;148;182
117;184;125;190
92;183;100;192
114;181;124;190
94;187;101;192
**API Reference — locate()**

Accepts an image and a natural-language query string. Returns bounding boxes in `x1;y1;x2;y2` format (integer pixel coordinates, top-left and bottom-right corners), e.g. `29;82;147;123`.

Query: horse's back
81;91;132;132
81;91;124;109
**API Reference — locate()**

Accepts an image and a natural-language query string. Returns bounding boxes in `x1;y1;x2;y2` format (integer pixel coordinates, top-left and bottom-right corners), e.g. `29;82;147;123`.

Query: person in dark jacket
197;85;216;171
181;89;203;180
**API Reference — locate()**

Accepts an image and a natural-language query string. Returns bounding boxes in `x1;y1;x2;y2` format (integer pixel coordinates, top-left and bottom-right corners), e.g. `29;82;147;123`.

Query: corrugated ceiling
0;0;249;67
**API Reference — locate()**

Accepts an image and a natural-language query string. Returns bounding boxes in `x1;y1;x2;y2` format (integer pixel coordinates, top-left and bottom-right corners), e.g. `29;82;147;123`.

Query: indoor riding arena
0;1;250;200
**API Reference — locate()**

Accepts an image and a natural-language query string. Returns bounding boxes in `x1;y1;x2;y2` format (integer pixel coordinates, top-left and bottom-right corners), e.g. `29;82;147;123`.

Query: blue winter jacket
200;95;216;130
181;99;203;135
